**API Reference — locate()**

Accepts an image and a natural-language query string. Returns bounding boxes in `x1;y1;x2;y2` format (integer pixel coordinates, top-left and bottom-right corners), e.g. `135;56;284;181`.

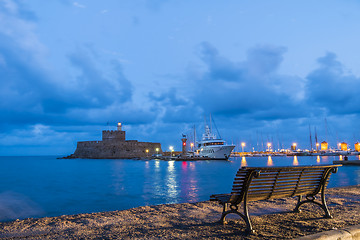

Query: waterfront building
355;142;360;152
321;141;328;151
340;142;348;151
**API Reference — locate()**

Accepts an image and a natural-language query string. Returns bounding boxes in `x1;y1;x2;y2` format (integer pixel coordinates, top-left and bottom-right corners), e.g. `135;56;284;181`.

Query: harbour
1;155;359;221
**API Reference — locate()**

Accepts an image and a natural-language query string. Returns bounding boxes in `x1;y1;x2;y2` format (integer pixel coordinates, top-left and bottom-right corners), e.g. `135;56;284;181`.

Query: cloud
73;2;86;8
148;88;202;123
0;1;154;135
306;52;360;115
189;42;305;120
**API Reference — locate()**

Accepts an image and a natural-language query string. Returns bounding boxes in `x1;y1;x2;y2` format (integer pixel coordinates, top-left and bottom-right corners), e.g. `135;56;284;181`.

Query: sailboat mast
309;125;313;151
315;127;318;151
194;125;196;146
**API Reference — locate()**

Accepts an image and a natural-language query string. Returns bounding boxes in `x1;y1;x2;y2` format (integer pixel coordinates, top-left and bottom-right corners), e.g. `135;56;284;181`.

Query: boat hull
199;145;235;160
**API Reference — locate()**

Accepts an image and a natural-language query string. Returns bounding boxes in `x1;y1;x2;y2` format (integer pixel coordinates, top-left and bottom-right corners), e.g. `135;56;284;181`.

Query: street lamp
169;146;174;156
241;142;245;152
190;142;194;151
145;149;149;157
267;142;271;152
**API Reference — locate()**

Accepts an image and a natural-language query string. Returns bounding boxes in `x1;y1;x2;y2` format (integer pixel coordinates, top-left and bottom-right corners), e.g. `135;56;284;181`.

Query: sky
1;0;360;155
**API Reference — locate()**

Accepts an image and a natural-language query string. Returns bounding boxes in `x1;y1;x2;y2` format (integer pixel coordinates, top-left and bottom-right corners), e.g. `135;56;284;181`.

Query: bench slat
240;179;323;190
247;185;318;195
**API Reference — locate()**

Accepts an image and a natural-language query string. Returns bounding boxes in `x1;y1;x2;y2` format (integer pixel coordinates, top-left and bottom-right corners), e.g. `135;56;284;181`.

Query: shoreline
1;185;359;239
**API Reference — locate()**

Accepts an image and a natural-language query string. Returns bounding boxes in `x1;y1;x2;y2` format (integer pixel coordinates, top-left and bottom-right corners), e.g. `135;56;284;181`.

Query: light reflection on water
0;155;359;221
241;156;247;167
166;161;178;201
293;156;299;166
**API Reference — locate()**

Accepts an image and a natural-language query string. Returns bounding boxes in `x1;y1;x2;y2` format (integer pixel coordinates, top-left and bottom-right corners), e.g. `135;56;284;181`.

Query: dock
333;160;360;165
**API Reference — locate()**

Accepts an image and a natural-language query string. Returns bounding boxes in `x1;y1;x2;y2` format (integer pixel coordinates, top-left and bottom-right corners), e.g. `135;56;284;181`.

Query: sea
0;155;359;221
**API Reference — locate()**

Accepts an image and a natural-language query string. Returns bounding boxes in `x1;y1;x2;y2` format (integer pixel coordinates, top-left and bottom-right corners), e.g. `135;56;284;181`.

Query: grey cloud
306;52;360;115
148;88;202;123
245;45;287;75
0;30;148;132
191;42;304;120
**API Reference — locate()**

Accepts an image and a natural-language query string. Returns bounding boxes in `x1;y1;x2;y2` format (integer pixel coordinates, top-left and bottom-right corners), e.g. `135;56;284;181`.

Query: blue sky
1;0;360;155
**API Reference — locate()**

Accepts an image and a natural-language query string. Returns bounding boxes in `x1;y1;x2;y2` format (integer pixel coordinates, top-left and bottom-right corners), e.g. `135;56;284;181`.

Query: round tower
321;141;328;151
340;142;348;151
355;142;360;152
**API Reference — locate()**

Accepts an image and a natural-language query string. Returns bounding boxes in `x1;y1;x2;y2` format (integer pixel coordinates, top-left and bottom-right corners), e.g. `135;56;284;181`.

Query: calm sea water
0;155;359;221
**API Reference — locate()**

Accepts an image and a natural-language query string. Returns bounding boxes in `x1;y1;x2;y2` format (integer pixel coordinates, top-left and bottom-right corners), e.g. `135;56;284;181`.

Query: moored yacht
197;125;235;160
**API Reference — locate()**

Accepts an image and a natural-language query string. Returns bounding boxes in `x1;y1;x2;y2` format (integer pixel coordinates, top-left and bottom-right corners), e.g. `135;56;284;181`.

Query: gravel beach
0;185;359;239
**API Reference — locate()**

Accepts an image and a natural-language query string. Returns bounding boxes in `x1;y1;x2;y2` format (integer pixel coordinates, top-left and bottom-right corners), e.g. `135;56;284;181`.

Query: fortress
66;123;163;159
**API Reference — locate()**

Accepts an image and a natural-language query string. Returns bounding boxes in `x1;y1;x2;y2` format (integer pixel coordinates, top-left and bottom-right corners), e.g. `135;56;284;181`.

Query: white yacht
197;125;235;160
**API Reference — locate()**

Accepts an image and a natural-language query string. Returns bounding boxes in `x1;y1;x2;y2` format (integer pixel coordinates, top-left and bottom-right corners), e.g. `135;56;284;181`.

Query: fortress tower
102;122;126;142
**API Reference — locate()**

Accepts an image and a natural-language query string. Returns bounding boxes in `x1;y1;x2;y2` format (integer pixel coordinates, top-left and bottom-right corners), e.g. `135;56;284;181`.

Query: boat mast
309;125;313;151
194;125;196;147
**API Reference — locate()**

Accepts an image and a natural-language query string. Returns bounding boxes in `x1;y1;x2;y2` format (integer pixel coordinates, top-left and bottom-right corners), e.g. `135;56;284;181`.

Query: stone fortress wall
69;123;162;159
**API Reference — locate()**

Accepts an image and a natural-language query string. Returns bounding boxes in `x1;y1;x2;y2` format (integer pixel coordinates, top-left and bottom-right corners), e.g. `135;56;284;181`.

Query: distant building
355;142;360;152
66;123;162;159
340;142;348;151
321;141;328;151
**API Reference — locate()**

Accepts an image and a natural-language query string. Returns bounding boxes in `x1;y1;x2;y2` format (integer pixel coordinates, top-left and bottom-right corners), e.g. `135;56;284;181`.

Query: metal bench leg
219;203;227;224
293;191;332;218
218;200;254;234
321;186;332;218
294;195;302;213
243;198;254;233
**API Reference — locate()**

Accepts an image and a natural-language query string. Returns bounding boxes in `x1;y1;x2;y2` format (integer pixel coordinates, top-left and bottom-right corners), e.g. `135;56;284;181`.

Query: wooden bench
210;164;341;233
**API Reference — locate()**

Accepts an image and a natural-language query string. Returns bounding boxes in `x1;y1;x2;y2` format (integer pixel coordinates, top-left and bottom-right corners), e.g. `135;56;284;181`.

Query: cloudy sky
1;0;360;155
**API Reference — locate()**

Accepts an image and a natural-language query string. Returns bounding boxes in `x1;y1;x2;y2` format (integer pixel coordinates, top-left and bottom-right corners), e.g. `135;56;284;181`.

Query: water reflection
152;160;162;203
180;161;198;202
165;161;178;201
339;155;343;161
267;156;273;166
241;156;247;167
293;156;299;166
316;156;320;164
155;160;160;169
111;161;125;195
355;169;360;185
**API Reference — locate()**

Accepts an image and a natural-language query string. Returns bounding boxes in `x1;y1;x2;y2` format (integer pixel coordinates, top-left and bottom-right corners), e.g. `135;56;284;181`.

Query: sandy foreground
0;185;359;240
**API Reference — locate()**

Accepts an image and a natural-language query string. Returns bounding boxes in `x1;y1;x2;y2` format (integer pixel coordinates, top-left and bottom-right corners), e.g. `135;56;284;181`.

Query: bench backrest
229;165;340;204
